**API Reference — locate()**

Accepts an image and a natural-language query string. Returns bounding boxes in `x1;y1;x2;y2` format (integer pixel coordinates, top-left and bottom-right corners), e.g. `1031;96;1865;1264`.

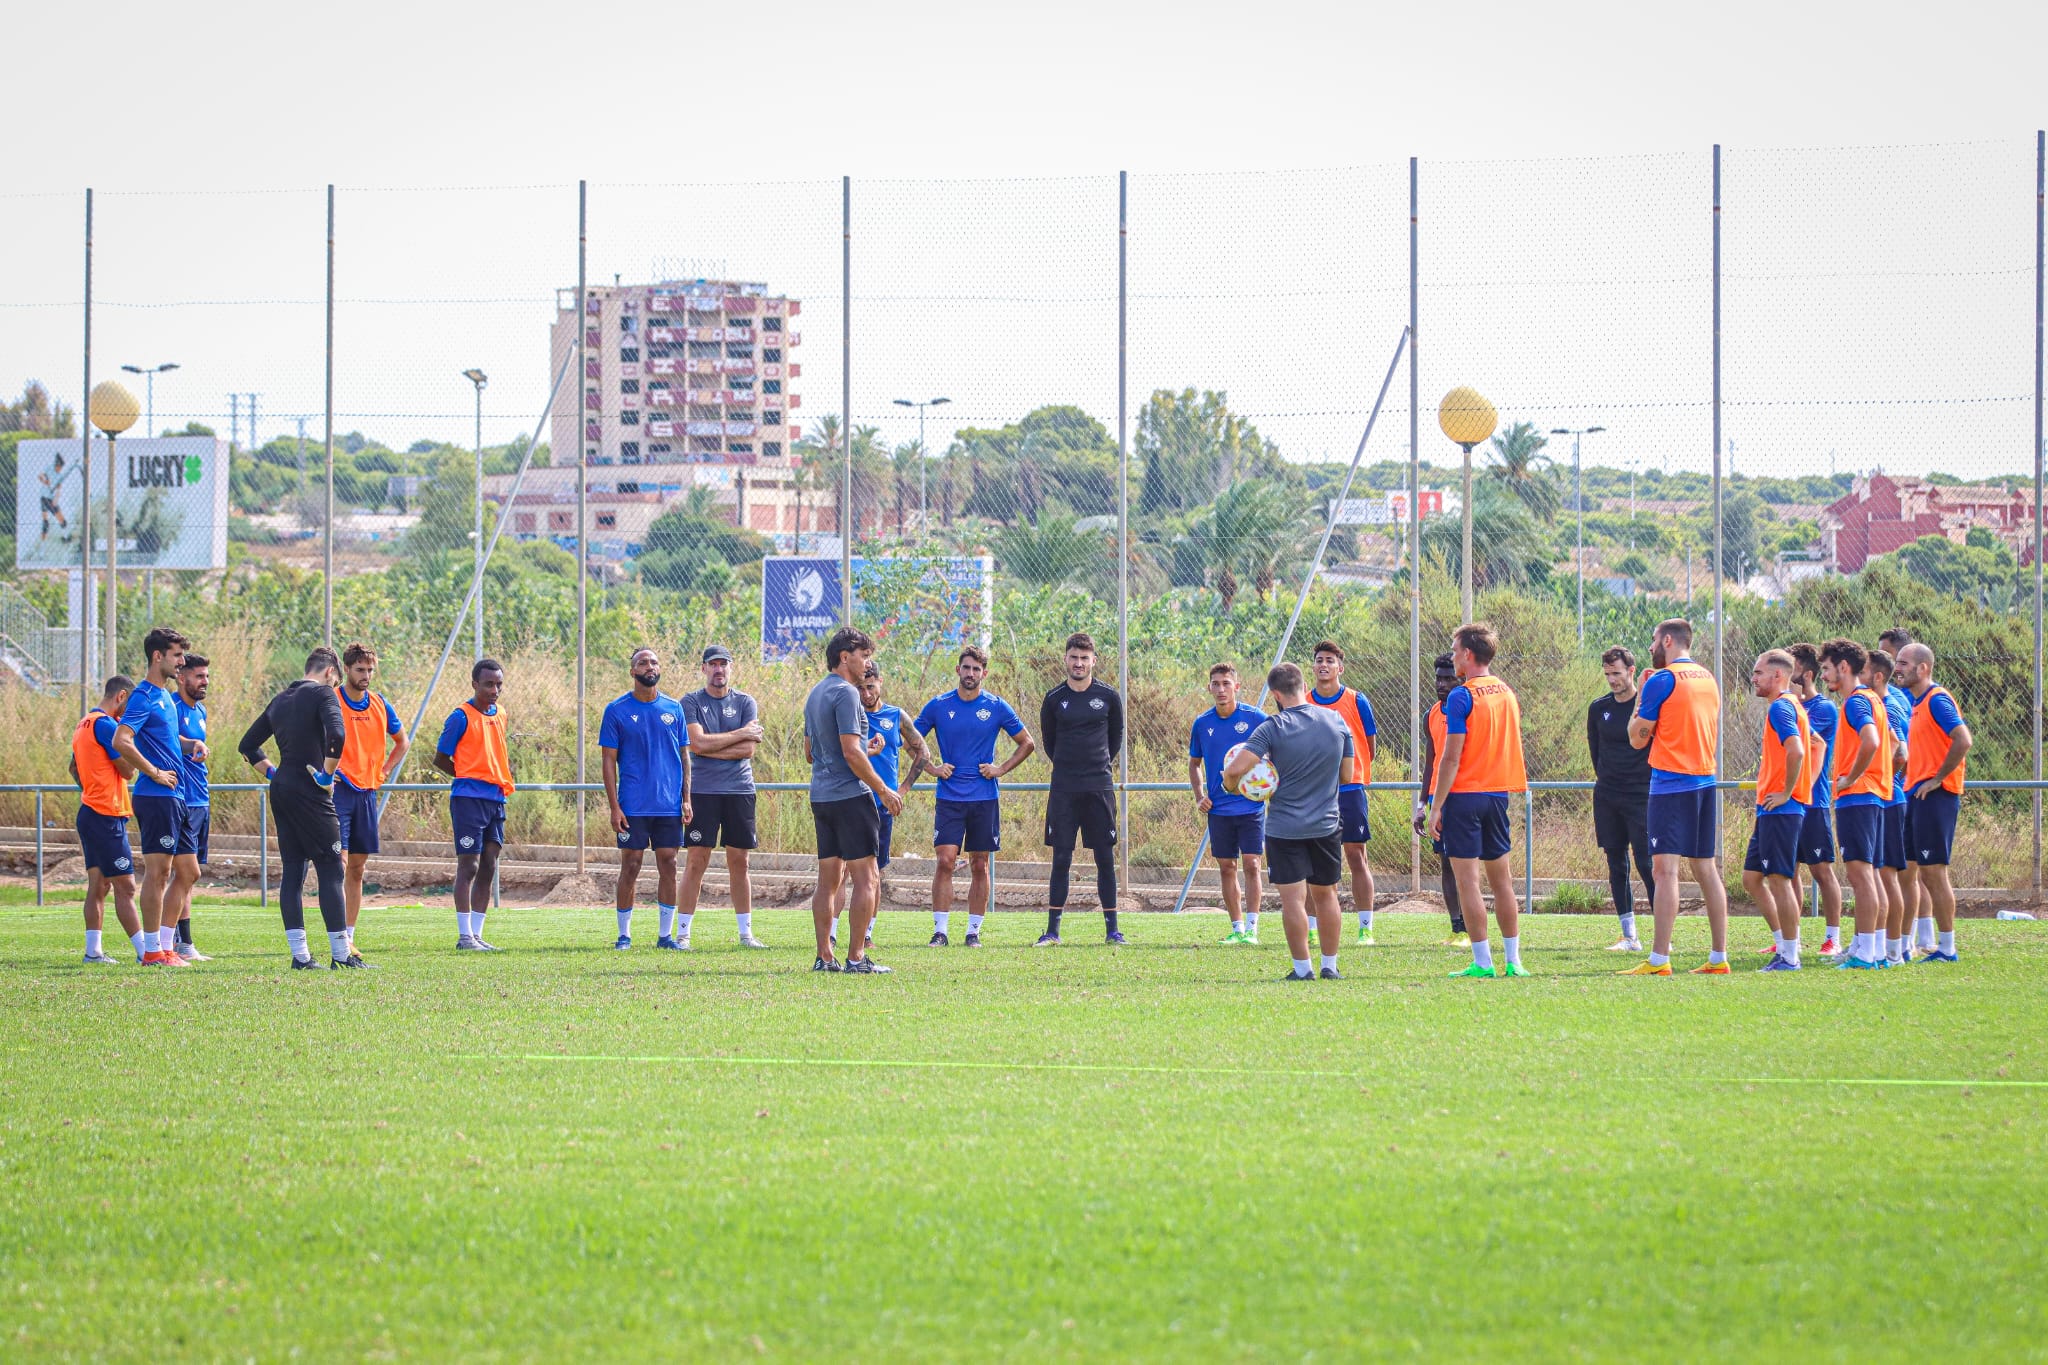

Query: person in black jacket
1588;645;1654;951
240;646;362;969
1036;632;1126;946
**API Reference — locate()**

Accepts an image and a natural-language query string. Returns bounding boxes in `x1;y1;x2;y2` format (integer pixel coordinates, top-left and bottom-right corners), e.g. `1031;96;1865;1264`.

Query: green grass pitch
3;900;2043;1361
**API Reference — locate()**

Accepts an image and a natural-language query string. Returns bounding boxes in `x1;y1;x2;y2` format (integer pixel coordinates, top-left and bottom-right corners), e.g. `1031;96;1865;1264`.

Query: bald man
1896;643;1972;962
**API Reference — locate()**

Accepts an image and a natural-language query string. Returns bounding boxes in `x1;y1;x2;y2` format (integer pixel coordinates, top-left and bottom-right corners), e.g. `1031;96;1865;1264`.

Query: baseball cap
701;644;733;663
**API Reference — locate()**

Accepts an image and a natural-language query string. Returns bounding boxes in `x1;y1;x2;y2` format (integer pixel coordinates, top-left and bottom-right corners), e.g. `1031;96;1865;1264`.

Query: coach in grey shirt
804;671;869;801
1224;661;1353;980
803;627;902;974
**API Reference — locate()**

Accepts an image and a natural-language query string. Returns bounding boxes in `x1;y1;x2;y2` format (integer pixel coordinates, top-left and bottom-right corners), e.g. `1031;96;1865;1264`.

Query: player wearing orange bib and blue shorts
433;659;515;952
1820;639;1893;970
1308;641;1380;943
1427;623;1529;980
70;676;143;963
1745;651;1813;971
1621;618;1733;975
335;642;409;956
1897;643;1972;962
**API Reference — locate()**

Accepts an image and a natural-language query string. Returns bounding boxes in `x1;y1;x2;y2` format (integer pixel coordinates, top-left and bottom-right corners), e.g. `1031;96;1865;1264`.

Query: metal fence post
323;184;335;648
79;188;92;718
576;180;589;876
1409;155;1422;895
35;790;44;906
2032;128;2043;904
1118;171;1131;899
1711;144;1725;852
1523;791;1534;908
258;793;268;908
841;174;853;626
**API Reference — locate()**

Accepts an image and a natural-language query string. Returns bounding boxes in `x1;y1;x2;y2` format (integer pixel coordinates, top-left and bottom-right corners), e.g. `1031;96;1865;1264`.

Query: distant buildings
1819;474;2039;573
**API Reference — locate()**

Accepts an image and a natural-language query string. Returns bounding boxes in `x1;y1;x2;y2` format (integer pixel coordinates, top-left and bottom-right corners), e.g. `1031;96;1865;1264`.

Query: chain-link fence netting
1;143;2041;903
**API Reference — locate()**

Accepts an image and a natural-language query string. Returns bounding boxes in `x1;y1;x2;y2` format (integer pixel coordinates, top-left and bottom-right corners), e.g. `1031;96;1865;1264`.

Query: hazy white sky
5;0;2044;485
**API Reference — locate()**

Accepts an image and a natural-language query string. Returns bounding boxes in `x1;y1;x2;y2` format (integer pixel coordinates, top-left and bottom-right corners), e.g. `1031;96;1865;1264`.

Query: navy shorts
875;804;894;871
1338;788;1371;844
1797;805;1835;866
1880;802;1909;870
1905;789;1961;867
1440;792;1511;862
1835;803;1883;865
1744;812;1802;877
618;814;684;851
1647;786;1717;860
1208;810;1266;860
934;798;1000;853
75;807;134;880
335;782;381;855
131;794;185;859
176;803;210;864
450;795;507;856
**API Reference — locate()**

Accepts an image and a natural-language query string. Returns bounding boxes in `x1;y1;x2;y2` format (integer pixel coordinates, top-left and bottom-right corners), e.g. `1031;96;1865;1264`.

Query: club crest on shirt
1234;720;1249;733
661;713;675;725
975;708;992;722
877;717;892;730
722;704;737;719
1089;698;1104;710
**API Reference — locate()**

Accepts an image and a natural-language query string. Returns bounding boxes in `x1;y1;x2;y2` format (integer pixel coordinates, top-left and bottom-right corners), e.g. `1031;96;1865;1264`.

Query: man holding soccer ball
1223;662;1351;981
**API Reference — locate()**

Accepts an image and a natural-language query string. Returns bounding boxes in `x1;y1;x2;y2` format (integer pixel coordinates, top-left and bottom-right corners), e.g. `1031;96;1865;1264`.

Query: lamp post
88;380;140;675
463;369;488;658
119;362;178;437
1550;425;1606;642
1437;387;1497;621
892;396;950;542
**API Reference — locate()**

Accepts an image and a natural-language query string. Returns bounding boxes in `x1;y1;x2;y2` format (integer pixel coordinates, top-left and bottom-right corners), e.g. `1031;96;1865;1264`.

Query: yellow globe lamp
88;379;141;676
1437;386;1496;620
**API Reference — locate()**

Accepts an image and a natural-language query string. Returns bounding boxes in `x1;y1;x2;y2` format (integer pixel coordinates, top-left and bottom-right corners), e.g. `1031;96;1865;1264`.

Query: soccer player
678;645;766;950
1190;661;1267;944
69;675;142;963
1744;651;1812;971
804;627;903;973
1308;641;1379;943
239;647;361;968
1224;661;1351;980
1587;645;1653;951
1413;652;1471;946
1786;643;1846;956
166;653;213;961
600;648;688;952
1620;617;1732;976
334;642;408;956
1039;632;1126;945
433;659;514;952
915;645;1034;947
1429;623;1530;979
829;660;930;949
113;626;191;966
1820;638;1893;970
1879;626;1932;954
1867;647;1916;965
1898;642;1972;962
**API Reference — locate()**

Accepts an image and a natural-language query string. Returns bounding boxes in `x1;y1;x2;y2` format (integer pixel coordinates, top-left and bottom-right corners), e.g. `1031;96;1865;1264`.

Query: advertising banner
15;437;230;570
760;555;995;661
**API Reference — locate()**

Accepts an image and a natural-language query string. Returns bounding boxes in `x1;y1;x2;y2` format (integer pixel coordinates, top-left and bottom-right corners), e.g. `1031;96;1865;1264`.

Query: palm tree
1485;421;1560;524
891;440;924;537
1186;481;1305;610
996;514;1110;588
1419;478;1548;590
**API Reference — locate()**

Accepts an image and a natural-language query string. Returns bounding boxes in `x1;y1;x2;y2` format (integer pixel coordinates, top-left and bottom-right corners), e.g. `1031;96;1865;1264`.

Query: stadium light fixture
120;362;180;435
1551;426;1608;642
894;397;951;543
463;370;489;657
1438;387;1497;620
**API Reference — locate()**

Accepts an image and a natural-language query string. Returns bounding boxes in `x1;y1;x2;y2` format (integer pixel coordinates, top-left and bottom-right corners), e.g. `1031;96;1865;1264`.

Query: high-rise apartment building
551;278;802;470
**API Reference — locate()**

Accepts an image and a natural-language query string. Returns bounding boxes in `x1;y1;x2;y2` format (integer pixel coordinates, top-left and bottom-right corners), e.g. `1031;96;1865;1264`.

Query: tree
402;448;496;558
1184;481;1308;610
1887;533;2025;612
636;486;767;594
1135;389;1285;515
1418;479;1549;591
995;514;1111;588
1485;422;1559;524
1703;488;1767;581
0;380;75;436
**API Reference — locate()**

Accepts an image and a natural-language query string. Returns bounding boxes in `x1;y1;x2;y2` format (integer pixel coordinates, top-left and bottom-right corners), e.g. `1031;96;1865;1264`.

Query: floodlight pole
79;188;92;714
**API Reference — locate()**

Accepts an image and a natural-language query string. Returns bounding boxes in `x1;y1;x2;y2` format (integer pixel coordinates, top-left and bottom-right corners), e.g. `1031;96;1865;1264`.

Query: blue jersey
1801;693;1838;809
866;703;907;791
1837;692;1883;808
1189;705;1264;816
91;714;121;761
915;689;1025;802
1883;684;1912;805
125;678;184;801
175;696;210;807
599;691;687;818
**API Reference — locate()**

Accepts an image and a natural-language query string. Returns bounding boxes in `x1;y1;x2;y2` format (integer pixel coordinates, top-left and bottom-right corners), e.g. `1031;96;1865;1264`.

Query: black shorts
1266;832;1344;887
1045;789;1117;853
813;795;881;862
271;779;342;865
1592;790;1648;851
686;792;757;850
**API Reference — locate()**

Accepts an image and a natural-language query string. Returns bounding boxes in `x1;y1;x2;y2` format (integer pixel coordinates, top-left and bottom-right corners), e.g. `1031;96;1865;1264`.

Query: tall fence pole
1117;171;1131;897
576;180;589;876
1711;145;1725;836
841;174;853;625
1408;156;1421;894
322;184;335;648
2033;128;2044;903
79;187;92;716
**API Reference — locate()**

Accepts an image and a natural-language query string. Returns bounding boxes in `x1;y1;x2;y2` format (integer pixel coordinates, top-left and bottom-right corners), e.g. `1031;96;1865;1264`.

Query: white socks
1502;935;1521;967
1939;930;1956;955
677;912;694;938
85;929;102;956
472;913;487;940
130;931;149;959
328;930;352;960
736;912;753;938
1319;953;1338;972
457;911;475;937
286;927;309;960
658;903;677;938
968;914;985;934
934;911;951;933
1649;951;1671;967
1246;912;1259;934
1291;957;1312;977
1780;935;1800;965
1708;949;1727;965
1887;936;1905;963
1619;912;1637;938
1916;916;1937;950
1357;910;1373;930
1472;939;1494;970
617;909;633;937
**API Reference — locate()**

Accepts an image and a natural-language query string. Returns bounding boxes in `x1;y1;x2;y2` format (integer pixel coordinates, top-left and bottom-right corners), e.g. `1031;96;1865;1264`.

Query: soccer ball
1225;744;1278;803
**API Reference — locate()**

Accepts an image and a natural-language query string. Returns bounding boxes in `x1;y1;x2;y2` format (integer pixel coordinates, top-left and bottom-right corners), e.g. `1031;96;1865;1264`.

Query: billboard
761;555;995;661
1328;489;1452;525
15;437;230;571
